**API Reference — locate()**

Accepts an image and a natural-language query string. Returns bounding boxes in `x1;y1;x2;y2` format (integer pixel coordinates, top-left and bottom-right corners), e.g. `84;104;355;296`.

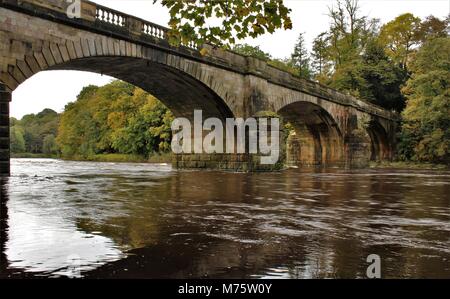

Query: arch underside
367;120;391;161
279;101;344;167
47;56;234;121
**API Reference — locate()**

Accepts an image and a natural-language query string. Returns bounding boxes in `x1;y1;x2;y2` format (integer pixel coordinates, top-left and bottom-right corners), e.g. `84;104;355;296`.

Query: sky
10;0;450;119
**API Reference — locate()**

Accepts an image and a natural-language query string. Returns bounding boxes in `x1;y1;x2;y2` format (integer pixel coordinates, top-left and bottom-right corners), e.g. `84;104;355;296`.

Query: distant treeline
10;81;174;161
10;109;59;156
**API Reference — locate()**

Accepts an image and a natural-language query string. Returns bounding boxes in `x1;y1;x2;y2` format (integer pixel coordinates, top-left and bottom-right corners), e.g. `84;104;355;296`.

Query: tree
399;37;450;163
232;43;271;60
17;109;59;153
311;32;330;80
416;15;449;43
326;0;377;67
110;89;174;156
42;134;58;155
291;33;312;79
379;13;422;71
357;40;407;111
57;81;174;159
10;125;25;153
325;0;380;96
159;0;292;47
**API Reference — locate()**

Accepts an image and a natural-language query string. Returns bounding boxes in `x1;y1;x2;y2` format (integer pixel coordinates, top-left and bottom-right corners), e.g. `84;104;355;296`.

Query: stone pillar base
345;136;371;169
0;84;10;177
172;154;285;172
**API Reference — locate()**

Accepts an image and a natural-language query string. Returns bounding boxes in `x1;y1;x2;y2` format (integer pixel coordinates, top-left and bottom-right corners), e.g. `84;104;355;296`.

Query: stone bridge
0;0;398;175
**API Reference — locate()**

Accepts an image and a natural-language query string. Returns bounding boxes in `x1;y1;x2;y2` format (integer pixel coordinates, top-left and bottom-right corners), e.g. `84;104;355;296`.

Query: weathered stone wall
0;83;10;176
173;153;285;172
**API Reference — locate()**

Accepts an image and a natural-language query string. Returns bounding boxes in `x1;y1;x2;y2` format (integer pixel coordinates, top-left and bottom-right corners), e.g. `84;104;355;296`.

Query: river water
0;158;449;278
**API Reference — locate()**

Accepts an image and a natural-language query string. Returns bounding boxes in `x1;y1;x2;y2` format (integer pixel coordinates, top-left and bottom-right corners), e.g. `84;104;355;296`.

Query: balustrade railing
95;5;127;27
142;22;167;39
94;3;198;50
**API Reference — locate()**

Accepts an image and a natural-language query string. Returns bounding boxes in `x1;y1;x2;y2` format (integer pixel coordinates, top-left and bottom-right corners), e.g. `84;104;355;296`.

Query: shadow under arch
367;120;390;161
9;56;235;122
48;56;235;121
278;101;344;167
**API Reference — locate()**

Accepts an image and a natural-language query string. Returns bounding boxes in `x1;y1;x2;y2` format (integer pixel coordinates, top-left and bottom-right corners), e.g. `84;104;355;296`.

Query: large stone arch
366;117;395;161
1;38;238;122
277;100;345;167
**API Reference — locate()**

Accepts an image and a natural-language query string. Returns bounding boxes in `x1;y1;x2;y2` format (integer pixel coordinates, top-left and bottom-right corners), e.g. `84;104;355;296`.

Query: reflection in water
0;158;449;278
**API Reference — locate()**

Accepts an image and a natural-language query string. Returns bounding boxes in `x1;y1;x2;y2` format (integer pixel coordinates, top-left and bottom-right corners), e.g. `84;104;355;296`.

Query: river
0;158;449;278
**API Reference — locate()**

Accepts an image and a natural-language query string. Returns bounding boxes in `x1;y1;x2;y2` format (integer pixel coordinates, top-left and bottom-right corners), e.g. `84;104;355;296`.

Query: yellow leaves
283;19;292;30
199;47;209;56
107;112;126;130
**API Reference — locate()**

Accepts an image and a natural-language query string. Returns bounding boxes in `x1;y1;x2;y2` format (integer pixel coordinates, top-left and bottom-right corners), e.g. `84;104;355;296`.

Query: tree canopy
57;81;174;159
378;13;422;71
399;37;450;163
10;109;59;154
11;81;174;160
160;0;292;47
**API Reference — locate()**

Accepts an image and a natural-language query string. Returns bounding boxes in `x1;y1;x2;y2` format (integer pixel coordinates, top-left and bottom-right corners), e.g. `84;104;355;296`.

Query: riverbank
11;153;173;164
11;153;448;169
369;161;449;170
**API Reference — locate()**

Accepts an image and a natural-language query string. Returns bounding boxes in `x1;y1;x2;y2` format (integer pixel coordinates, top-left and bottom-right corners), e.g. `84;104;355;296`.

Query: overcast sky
10;0;450;119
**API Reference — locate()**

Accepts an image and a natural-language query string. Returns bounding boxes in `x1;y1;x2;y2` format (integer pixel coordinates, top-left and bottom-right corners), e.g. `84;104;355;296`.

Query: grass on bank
369;161;449;170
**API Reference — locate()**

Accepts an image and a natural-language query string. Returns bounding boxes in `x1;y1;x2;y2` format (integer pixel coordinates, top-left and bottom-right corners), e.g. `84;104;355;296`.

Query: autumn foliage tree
399;37;450;163
378;13;422;71
160;0;292;47
57;81;174;159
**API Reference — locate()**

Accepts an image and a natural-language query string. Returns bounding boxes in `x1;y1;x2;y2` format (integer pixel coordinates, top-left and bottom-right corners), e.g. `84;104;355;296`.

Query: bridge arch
367;119;391;161
3;45;236;121
278;101;344;167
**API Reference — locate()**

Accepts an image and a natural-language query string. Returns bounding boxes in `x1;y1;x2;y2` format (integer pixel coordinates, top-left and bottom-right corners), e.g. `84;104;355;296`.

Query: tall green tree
326;0;377;67
291;33;312;79
325;0;380;96
379;13;422;71
399;37;450;163
311;32;330;81
18;109;59;153
10;125;25;153
356;40;407;111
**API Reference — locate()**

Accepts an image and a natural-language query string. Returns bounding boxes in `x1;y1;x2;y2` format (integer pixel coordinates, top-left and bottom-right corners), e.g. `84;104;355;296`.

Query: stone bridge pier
0;83;10;177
